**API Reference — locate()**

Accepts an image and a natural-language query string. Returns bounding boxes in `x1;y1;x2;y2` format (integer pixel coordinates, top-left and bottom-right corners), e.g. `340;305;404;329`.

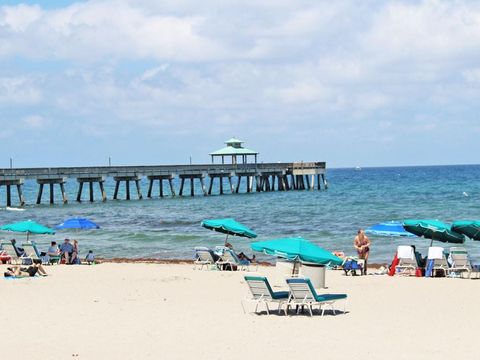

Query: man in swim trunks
59;238;74;264
354;229;371;275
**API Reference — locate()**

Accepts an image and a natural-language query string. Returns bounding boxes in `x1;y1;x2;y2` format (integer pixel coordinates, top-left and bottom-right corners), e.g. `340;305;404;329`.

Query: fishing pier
0;139;327;206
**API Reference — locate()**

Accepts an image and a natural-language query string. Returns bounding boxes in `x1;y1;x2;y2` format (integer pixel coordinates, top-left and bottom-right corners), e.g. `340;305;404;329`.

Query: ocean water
1;164;480;263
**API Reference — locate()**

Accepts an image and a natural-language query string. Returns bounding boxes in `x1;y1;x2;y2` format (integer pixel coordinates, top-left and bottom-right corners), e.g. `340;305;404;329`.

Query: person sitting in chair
59;238;74;264
225;242;256;263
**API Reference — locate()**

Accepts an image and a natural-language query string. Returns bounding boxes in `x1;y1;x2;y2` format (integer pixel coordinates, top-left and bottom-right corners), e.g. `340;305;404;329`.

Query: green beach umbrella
402;219;465;246
201;218;257;244
250;237;343;266
451;220;480;240
0;220;55;241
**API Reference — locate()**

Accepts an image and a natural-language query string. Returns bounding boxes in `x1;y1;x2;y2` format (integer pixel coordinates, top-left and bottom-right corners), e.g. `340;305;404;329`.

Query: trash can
300;263;326;288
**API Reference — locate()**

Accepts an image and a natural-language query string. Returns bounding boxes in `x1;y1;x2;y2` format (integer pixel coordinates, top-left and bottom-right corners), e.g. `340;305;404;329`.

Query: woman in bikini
354;229;371;275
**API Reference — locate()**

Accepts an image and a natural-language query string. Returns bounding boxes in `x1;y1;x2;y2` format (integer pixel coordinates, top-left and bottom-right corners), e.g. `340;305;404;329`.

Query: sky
0;0;479;168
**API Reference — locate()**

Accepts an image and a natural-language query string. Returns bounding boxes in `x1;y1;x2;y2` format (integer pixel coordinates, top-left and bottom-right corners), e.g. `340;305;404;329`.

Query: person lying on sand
4;259;48;278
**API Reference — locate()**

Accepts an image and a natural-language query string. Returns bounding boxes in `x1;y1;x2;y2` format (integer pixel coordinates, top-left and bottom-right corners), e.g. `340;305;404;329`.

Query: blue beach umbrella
55;217;100;230
250;237;343;266
365;221;416;238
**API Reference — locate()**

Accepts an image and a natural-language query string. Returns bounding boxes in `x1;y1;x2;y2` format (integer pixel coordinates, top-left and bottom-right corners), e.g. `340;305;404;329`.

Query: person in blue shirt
59;238;74;264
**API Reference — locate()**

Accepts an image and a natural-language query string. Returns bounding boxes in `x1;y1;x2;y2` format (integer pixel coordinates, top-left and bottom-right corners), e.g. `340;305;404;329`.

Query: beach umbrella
451;220;480;240
55;217;100;230
0;220;55;241
250;237;343;266
402;219;465;246
201;218;257;244
365;221;416;238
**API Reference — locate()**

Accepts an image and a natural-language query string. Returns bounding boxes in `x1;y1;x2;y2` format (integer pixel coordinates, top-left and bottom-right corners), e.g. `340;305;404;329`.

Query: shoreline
95;257;387;268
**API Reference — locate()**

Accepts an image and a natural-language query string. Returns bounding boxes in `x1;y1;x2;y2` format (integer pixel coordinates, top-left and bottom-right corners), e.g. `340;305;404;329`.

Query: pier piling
36;178;67;205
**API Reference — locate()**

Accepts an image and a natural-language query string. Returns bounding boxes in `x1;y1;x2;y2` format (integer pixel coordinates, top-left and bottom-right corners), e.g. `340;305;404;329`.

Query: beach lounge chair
193;247;217;270
23;241;61;265
0;241;27;264
285;278;347;316
216;248;256;271
395;246;420;276
426;247;448;277
447;247;472;278
242;276;290;315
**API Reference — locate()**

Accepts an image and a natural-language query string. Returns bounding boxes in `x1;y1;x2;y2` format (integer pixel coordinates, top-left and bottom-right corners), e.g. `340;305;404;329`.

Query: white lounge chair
285;278;347;316
427;247;449;277
216;248;256;271
395;245;420;276
448;247;472;278
193;247;217;270
242;276;289;315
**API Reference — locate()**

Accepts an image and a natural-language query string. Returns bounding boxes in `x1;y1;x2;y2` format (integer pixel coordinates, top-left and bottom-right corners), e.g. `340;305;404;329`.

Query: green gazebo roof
209;146;258;156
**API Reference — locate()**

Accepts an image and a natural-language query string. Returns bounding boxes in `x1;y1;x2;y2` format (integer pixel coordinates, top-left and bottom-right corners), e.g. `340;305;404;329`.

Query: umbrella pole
225;234;229;245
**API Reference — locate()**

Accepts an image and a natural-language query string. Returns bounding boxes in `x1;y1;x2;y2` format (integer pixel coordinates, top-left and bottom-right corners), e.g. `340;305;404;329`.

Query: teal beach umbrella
451;220;480;240
0;220;55;241
201;218;257;244
250;237;343;266
402;219;465;246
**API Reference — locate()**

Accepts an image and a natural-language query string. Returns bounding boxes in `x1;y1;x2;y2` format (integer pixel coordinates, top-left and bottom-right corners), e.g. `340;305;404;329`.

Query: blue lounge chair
286;278;347;316
242;276;289;315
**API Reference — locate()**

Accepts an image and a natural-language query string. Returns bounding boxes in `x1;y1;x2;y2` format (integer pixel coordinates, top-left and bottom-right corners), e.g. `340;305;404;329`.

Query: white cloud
0;76;42;104
22;114;49;129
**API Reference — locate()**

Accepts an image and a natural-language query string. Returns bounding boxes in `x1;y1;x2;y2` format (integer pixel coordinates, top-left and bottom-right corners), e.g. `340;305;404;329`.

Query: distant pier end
0;139;327;206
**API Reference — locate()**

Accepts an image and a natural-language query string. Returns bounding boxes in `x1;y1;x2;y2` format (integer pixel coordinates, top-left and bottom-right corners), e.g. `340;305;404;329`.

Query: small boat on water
354;166;362;171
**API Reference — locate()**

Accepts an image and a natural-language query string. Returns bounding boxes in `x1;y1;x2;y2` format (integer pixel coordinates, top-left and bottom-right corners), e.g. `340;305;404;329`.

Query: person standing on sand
354;229;370;275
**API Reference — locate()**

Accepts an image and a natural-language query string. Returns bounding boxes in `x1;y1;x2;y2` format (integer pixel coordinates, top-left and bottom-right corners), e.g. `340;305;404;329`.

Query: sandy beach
0;263;477;360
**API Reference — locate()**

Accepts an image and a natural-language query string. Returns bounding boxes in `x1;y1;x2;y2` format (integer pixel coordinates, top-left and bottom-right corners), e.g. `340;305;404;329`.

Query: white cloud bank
0;0;479;166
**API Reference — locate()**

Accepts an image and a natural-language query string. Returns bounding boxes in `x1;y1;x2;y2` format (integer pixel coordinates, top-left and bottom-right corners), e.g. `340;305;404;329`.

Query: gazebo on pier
209;138;258;164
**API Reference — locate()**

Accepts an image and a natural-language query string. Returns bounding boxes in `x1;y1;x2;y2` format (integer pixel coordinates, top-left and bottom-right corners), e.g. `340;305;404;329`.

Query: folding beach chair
0;241;27;265
426;247;448;277
242;276;289;315
395;246;420;276
216;248;257;271
286;278;347;316
342;258;363;276
447;247;472;279
193;247;217;270
23;241;61;265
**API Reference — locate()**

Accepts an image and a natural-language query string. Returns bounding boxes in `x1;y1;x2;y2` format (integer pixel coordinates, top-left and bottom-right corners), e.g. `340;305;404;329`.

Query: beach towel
397;246;414;260
425;259;434;277
427;247;444;260
388;254;399;276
